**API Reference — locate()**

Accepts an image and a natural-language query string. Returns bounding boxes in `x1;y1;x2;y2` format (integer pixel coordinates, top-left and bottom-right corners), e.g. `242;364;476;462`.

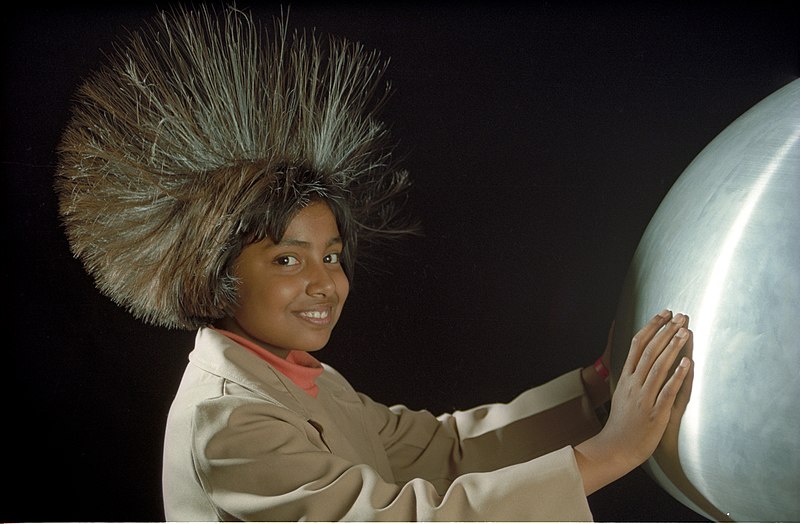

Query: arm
574;310;693;495
369;368;602;485
191;395;595;521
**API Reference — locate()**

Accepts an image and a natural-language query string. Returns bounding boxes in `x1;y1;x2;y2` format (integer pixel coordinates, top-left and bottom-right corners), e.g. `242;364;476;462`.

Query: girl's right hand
573;310;693;495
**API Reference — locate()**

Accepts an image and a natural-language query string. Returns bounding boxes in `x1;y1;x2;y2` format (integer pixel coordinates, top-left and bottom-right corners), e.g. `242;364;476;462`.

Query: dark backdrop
5;2;797;521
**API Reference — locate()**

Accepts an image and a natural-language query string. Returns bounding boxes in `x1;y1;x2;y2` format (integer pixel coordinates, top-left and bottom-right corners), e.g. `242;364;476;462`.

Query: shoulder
317;362;383;411
318;362;353;389
168;328;315;431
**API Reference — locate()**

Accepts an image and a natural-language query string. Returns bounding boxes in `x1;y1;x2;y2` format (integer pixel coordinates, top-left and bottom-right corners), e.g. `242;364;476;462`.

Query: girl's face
217;201;349;358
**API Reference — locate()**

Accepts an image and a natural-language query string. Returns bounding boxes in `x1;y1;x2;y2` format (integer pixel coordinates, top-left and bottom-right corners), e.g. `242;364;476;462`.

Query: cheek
237;275;298;316
336;273;350;304
265;279;305;310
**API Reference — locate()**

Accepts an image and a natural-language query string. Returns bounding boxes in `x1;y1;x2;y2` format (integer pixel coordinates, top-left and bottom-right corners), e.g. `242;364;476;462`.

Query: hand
574;310;693;495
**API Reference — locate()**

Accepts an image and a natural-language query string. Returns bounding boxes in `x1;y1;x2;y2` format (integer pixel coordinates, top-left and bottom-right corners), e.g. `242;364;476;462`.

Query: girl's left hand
574;310;693;495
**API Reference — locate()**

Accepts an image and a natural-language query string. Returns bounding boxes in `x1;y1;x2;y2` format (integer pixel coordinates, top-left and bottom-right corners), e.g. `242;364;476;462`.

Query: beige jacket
162;327;602;521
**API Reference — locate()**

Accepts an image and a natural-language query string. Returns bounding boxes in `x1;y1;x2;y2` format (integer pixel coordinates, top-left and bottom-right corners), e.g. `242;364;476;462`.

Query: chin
294;335;332;353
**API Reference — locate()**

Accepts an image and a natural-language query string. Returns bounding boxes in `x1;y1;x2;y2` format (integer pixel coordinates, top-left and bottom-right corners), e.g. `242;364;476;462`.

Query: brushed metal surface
610;79;800;522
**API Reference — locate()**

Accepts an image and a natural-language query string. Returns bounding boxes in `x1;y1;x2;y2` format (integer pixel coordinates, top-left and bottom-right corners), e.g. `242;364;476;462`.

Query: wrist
574;432;636;495
581;364;611;408
593;356;610;381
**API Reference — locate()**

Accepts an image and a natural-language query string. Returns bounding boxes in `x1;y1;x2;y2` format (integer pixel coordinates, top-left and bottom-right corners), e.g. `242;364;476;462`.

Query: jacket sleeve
188;369;601;521
365;368;603;487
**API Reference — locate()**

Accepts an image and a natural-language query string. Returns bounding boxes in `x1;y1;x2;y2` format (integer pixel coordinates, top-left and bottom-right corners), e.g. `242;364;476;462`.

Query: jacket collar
188;326;311;417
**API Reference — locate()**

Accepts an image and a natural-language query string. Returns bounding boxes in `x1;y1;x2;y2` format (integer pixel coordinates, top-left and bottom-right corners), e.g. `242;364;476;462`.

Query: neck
212;319;290;359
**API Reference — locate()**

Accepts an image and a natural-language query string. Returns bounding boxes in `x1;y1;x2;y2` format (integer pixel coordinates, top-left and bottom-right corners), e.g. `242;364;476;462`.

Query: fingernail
676;327;688;338
672;313;685;325
679;357;691;368
659;309;672;319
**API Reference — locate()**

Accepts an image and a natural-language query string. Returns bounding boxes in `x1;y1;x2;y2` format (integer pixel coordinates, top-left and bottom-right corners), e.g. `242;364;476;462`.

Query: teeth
301;310;329;319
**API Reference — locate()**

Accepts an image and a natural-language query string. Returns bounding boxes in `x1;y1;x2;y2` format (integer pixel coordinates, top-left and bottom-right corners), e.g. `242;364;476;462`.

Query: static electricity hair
55;6;414;330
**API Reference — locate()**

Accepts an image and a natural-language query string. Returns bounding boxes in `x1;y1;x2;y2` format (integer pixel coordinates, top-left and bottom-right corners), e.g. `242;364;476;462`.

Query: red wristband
594;357;610;381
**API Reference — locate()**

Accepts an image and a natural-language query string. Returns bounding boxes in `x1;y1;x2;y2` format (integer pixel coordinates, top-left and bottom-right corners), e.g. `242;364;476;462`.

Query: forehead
280;201;341;242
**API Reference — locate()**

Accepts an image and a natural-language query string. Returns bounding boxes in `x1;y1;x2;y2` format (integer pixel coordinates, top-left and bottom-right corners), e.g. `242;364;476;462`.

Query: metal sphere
610;79;800;522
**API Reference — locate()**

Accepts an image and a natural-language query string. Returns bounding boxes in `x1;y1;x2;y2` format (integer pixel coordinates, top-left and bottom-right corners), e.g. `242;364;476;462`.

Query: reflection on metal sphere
610;78;800;522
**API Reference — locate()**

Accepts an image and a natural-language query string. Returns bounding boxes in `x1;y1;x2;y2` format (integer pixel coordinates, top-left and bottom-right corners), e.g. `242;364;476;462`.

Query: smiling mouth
297;308;334;325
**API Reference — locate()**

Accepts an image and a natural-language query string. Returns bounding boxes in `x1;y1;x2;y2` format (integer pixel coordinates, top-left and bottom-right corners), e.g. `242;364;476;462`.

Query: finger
644;326;691;395
674;357;694;415
622;309;673;375
654;356;692;414
635;313;687;378
672;329;694;415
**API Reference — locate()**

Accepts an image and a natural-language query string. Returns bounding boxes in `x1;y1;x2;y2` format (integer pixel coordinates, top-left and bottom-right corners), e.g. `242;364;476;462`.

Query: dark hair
228;165;358;283
55;6;414;330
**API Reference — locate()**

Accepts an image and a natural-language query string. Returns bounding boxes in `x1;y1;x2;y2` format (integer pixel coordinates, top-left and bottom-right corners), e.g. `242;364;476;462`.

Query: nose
305;261;336;297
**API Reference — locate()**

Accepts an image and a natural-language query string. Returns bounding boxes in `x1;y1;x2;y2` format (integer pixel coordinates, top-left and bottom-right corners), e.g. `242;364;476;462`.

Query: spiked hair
55;7;413;330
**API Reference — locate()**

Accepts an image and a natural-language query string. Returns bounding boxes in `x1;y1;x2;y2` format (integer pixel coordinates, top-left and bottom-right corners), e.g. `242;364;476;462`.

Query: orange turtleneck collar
213;328;324;398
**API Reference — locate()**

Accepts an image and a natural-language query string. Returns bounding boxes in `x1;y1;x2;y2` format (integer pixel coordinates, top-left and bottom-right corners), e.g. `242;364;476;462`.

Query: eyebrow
276;237;343;248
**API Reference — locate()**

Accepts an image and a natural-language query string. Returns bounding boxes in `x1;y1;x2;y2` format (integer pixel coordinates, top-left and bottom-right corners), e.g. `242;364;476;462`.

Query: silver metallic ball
611;79;800;522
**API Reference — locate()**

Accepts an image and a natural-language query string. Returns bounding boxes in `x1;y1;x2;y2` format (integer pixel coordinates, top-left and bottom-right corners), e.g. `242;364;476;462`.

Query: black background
5;2;798;522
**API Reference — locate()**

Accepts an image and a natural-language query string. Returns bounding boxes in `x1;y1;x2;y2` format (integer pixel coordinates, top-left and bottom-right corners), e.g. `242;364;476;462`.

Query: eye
324;252;341;264
274;255;300;266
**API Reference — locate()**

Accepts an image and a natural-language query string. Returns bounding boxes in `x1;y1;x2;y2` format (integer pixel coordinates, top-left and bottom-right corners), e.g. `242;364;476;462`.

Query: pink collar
213;328;324;398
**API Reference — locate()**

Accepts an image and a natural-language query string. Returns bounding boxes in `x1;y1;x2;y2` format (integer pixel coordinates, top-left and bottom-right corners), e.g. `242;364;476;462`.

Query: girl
56;6;692;520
